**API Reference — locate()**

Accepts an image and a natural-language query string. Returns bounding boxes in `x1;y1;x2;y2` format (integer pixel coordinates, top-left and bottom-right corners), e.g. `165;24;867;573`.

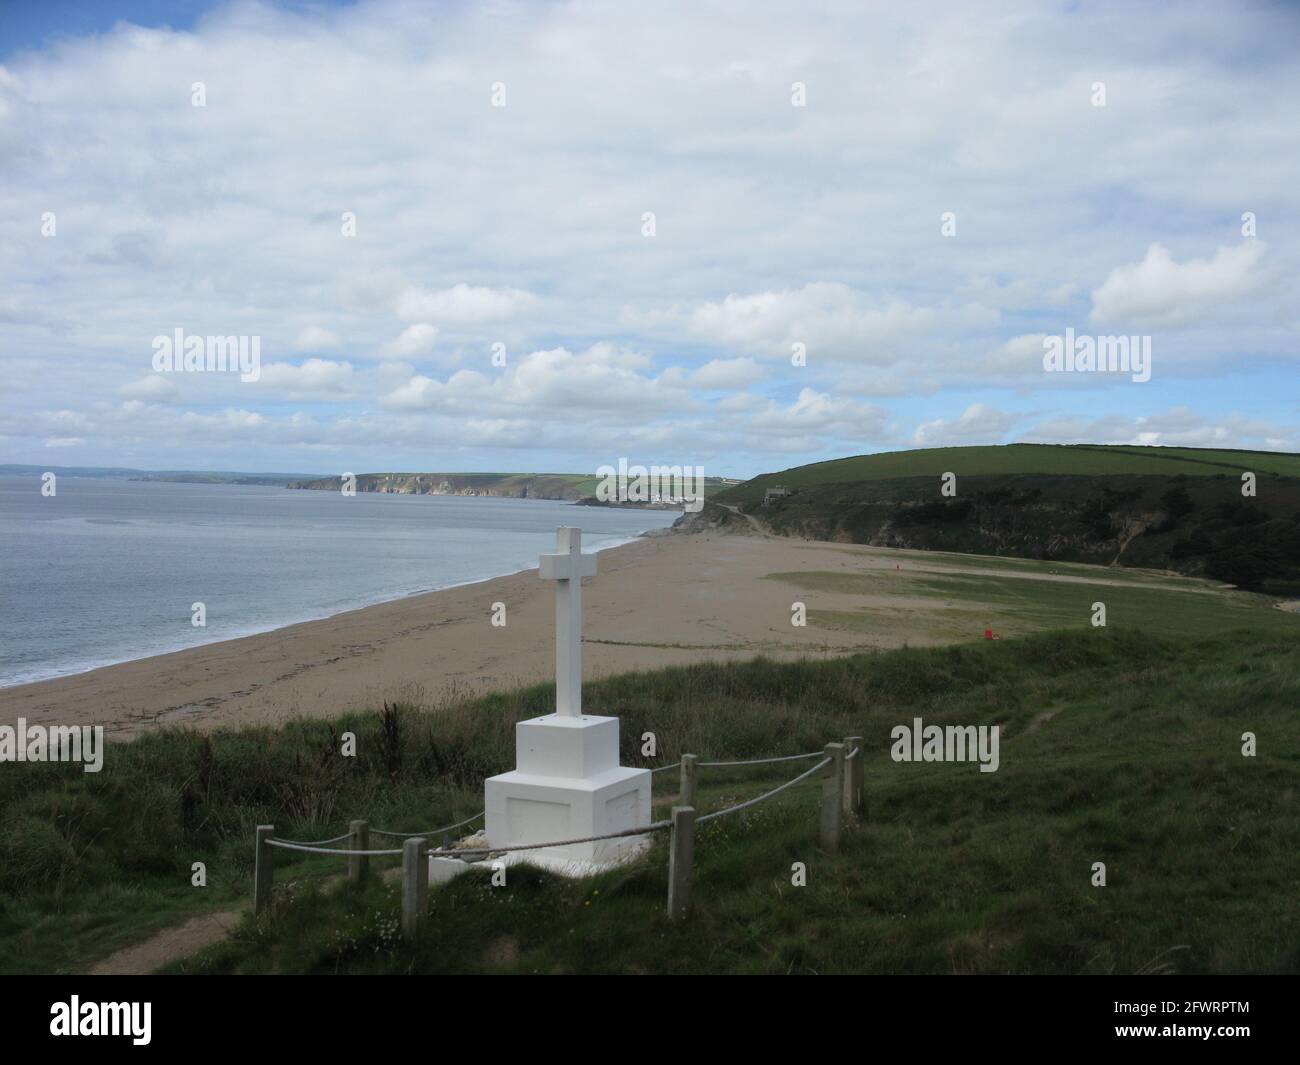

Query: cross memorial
539;526;597;717
483;526;652;874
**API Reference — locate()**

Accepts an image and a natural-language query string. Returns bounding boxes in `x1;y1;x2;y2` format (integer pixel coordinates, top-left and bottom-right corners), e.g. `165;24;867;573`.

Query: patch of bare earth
1022;709;1059;736
90;909;242;975
483;936;520;967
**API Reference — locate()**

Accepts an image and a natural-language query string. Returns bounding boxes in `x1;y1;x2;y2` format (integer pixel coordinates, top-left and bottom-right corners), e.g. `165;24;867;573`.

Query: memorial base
484;714;652;876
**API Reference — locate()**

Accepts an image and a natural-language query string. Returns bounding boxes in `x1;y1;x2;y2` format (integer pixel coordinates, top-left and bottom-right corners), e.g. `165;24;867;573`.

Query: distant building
763;486;792;505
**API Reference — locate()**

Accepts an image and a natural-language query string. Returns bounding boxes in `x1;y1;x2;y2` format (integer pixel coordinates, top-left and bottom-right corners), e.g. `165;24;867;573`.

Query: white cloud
380;324;439;359
255;359;355;397
1020;407;1297;452
0;2;1296;474
688;357;766;389
914;403;1014;446
750;388;889;437
394;284;538;326
1090;242;1266;327
118;374;179;401
294;326;341;351
379;344;672;416
984;334;1049;375
688;283;933;362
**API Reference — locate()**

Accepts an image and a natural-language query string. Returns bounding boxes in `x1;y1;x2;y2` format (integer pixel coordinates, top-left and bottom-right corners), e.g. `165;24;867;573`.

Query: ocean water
0;476;678;688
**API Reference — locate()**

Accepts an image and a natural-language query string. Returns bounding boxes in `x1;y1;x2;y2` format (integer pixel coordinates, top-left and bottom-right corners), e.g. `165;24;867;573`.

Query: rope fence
253;734;867;934
266;840;404;857
369;811;485;839
695;756;829;824
700;751;824;768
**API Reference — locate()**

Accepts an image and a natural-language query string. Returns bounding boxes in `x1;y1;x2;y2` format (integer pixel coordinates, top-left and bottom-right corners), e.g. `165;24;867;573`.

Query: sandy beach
0;530;1230;739
0;534;874;737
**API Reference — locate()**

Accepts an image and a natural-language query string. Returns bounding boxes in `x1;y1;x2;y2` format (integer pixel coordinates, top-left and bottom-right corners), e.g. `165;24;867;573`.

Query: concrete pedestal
484;714;651;876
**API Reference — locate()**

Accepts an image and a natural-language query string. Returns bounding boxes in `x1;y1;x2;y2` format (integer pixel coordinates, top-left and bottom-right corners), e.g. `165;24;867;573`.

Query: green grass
846;545;1189;581
171;625;1299;975
765;564;1297;644
718;443;1300;504
5;613;1295;975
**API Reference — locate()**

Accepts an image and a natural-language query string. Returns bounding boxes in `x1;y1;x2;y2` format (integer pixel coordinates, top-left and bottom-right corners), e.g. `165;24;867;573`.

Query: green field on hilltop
2;548;1296;974
703;444;1300;597
718;443;1300;503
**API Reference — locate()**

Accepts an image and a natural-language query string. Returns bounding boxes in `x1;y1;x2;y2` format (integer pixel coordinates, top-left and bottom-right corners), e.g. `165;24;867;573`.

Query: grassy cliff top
719;443;1300;504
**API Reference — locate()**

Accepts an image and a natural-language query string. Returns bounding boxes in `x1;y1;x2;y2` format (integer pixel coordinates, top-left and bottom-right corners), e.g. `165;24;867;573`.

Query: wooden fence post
679;753;698;809
820;743;845;853
348;819;369;884
667;806;696;921
843;736;864;817
401;837;429;941
254;824;274;917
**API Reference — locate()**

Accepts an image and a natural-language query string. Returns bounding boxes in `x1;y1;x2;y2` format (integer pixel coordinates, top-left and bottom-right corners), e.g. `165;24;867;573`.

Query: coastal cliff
675;444;1300;595
287;472;600;500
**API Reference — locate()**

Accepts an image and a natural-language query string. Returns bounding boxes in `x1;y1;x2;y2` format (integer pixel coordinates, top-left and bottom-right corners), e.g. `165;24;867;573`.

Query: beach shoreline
0;528;658;691
0;529;1269;740
0;533;886;739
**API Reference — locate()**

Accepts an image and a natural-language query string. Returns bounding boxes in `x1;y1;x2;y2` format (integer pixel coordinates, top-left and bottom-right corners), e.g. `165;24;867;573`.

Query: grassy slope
172;624;1299;975
718;443;1300;505
2;554;1295;974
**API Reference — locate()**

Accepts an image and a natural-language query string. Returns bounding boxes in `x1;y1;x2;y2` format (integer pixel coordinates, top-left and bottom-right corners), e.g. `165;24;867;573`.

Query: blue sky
1;0;1297;478
0;0;213;58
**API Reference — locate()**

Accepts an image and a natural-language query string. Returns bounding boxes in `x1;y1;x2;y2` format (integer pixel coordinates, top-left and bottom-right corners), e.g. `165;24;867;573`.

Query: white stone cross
539;526;597;716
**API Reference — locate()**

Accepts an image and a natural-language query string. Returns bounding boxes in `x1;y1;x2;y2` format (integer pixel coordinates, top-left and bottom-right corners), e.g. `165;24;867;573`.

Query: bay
0;476;677;688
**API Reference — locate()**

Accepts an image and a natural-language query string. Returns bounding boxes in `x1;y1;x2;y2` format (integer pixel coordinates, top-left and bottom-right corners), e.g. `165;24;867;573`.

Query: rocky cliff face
287;473;590;500
670;501;753;534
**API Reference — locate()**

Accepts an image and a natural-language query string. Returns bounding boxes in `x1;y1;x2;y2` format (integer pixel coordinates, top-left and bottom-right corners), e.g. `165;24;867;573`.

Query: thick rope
696;757;831;824
267;821;671;860
422;819;672;859
699;751;821;768
283;832;353;846
266;839;404;856
649;751;829;774
370;811;485;839
845;746;860;761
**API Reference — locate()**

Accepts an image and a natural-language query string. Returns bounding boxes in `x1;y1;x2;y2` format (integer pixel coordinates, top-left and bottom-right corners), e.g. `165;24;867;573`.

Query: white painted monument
484;527;652;875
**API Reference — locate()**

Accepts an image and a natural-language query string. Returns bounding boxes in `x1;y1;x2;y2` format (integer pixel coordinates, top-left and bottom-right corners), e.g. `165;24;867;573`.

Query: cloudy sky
1;0;1297;478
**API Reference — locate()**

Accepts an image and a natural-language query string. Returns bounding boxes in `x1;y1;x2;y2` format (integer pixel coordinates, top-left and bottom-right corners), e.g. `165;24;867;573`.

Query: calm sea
0;476;677;688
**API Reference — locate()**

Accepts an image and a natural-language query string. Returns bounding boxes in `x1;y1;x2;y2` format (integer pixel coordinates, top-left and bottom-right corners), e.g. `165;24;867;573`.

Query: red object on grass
984;629;993;640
